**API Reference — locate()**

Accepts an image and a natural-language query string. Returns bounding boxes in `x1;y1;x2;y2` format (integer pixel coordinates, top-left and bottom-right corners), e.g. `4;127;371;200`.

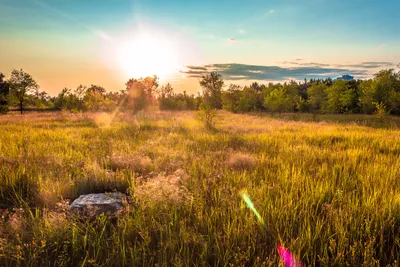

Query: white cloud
266;9;275;16
238;29;245;34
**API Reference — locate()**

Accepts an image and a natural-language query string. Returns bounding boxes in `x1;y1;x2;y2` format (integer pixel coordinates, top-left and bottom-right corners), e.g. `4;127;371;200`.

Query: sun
116;33;179;79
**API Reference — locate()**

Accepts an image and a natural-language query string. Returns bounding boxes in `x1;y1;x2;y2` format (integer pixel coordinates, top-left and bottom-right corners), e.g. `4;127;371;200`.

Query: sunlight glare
116;33;179;79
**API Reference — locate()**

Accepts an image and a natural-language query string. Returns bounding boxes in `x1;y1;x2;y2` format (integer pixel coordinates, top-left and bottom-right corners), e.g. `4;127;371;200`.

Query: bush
0;105;8;114
197;103;217;129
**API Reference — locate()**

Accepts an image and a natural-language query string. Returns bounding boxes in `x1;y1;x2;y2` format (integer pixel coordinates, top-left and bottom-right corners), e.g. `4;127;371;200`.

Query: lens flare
94;112;112;128
239;191;303;267
240;190;265;226
277;245;303;267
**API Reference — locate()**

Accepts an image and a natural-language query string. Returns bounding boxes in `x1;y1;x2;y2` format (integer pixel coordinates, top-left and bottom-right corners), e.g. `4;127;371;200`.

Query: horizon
1;0;399;96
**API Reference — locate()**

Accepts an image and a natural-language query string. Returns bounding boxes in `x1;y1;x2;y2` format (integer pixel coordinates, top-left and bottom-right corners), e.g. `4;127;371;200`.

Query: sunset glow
115;33;180;79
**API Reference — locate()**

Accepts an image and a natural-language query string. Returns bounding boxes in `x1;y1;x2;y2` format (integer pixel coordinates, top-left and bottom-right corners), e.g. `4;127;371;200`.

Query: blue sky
0;0;399;94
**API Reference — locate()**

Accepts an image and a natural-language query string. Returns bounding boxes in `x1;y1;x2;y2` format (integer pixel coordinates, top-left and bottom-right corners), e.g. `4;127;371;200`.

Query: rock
70;192;126;218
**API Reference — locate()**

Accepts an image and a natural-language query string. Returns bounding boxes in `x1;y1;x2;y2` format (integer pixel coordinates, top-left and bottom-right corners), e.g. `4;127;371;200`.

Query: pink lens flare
277;245;303;267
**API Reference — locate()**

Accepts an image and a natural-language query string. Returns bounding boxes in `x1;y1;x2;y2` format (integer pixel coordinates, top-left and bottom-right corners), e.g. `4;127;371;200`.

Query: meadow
0;111;399;266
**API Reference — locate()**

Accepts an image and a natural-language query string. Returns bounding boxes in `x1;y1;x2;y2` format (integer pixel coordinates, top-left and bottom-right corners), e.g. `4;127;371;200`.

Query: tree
83;90;115;112
374;69;398;108
307;83;328;115
283;81;300;112
8;69;38;114
74;85;87;110
264;87;291;115
54;88;73;110
237;87;263;112
199;72;224;109
158;83;174;99
326;80;355;113
222;84;241;112
0;73;10;114
358;70;400;114
86;85;106;95
125;76;159;112
358;79;376;114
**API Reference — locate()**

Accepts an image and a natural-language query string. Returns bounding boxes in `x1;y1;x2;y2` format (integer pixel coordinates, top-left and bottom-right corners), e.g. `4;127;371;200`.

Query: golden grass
0;111;399;266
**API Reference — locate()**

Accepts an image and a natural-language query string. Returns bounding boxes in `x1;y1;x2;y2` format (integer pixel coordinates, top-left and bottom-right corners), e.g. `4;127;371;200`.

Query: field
0;111;399;266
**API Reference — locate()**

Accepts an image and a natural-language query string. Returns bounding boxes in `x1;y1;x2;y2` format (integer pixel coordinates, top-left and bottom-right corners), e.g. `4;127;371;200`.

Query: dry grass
135;169;190;203
109;153;152;174
0;111;399;266
226;152;257;170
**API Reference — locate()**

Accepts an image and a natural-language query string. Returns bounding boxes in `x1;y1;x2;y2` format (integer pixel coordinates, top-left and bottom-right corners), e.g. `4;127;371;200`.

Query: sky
0;0;399;96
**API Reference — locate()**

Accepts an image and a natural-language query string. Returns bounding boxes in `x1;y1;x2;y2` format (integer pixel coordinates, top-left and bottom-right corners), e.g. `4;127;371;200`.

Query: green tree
222;84;241;112
358;79;376;114
374;69;398;109
373;102;388;123
359;69;400;114
263;87;291;115
326;80;355;113
237;87;263;112
0;73;9;114
307;83;328;115
199;72;224;109
54;88;74;110
283;81;300;112
8;69;38;114
296;96;309;112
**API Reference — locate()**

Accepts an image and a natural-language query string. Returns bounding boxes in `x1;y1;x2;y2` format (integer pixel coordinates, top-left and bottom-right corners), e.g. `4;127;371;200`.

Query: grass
0;111;399;266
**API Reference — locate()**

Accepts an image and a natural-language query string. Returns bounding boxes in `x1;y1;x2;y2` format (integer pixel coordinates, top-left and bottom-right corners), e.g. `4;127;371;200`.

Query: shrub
197;102;217;129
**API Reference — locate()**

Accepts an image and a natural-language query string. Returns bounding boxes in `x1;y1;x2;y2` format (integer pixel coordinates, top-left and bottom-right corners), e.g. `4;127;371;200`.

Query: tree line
0;68;399;115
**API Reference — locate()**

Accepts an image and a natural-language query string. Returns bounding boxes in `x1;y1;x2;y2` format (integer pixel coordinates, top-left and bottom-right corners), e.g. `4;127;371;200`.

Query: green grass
0;111;399;266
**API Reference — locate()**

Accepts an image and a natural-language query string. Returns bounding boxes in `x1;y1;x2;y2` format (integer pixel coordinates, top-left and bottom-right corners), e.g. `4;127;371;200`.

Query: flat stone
70;192;126;218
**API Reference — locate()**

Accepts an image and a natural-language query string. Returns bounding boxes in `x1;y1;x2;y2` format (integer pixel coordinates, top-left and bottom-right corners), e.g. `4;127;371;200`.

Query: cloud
181;63;373;81
281;61;330;67
266;9;275;16
226;38;237;46
281;61;395;69
185;65;208;71
335;62;395;69
238;29;245;34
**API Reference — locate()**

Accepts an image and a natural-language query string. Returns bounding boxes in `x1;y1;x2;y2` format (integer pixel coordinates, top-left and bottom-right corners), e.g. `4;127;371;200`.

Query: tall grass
0;111;399;266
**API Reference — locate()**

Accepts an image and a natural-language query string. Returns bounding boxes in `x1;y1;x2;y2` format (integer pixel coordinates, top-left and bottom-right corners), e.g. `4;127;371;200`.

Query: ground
0;111;399;266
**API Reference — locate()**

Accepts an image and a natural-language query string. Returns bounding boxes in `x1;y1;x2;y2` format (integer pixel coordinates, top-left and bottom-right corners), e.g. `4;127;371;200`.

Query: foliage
326;80;354;113
125;76;159;112
199;72;224;109
373;102;388;122
158;83;198;111
264;86;291;114
1;69;400;116
222;84;242;112
197;102;217;129
296;96;309;112
8;69;38;114
0;73;9;113
307;83;328;114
